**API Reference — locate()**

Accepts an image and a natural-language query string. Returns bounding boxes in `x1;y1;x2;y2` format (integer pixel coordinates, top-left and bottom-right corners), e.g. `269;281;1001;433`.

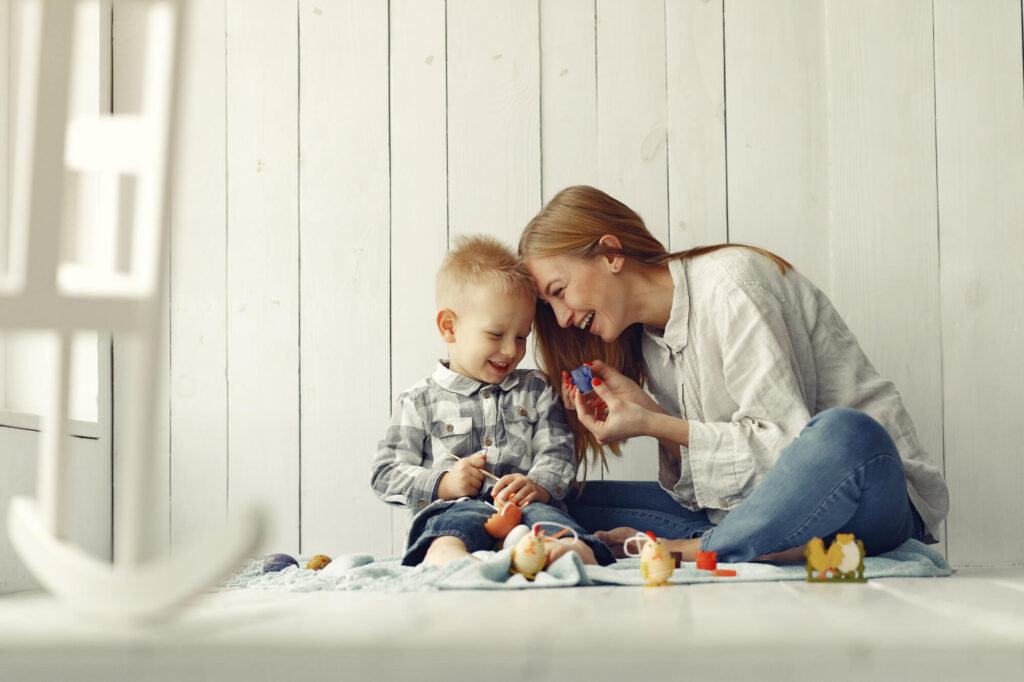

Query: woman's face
525;253;628;343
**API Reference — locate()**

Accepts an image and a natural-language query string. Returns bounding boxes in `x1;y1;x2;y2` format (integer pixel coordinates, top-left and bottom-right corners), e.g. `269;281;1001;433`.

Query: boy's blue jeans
404;498;616;566
566;408;930;563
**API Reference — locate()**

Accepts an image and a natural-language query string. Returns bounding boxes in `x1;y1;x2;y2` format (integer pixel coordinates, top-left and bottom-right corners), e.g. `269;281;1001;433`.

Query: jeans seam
776;451;902;549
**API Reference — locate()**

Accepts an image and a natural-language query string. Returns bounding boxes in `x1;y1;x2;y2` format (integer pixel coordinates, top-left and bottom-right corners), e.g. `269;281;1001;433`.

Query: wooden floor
2;567;1023;681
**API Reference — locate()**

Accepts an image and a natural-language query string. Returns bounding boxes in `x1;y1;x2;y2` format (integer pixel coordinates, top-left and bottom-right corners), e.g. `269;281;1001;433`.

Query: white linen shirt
643;249;949;539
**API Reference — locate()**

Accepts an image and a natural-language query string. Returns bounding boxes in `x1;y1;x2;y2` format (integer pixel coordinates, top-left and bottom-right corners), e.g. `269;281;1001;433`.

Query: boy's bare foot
422;536;476;567
544;538;597;565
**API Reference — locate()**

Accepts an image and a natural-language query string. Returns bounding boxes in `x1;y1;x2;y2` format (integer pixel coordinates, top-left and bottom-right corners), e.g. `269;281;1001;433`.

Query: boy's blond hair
436;234;536;310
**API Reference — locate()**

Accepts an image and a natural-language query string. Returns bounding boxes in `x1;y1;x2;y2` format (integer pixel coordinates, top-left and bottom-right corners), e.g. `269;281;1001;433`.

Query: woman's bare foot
753;545;806;563
544;538;597;565
594;527;644;558
422;536;476;567
661;537;702;561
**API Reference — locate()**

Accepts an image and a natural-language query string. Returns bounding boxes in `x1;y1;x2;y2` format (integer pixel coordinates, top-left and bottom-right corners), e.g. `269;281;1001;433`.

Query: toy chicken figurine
828;533;866;581
510;524;547;580
638;531;674;587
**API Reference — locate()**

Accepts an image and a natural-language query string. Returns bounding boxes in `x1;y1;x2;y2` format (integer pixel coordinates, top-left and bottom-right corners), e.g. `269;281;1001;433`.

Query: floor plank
3;569;1024;681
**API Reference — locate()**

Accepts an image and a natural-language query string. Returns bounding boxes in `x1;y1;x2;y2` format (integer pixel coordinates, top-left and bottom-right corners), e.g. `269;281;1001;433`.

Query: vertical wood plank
225;0;299;554
666;0;727;251
596;0;666;482
447;0;540;249
540;0;597;202
724;0;831;291
934;0;1024;566
596;0;667;245
825;0;945;552
169;0;227;550
389;0;448;554
112;0;170;558
298;0;391;557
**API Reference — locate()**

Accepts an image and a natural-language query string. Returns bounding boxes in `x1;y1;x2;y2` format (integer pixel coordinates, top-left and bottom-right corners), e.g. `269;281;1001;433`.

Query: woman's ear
598;234;625;274
437;309;457;342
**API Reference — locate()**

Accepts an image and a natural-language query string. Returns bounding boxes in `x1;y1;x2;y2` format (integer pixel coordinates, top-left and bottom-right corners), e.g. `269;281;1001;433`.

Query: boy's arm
370;392;446;510
523;378;577;502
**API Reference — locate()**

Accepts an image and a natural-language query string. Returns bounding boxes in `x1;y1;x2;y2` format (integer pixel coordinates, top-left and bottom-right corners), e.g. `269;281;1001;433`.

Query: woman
519;185;948;563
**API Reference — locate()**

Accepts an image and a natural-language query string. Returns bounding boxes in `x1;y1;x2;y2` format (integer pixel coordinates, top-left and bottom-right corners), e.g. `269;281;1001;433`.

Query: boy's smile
443;287;534;385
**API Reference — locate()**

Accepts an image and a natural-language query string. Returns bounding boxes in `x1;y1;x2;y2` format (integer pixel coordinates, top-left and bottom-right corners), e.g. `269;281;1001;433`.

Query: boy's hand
437;451;487;500
491;473;550;507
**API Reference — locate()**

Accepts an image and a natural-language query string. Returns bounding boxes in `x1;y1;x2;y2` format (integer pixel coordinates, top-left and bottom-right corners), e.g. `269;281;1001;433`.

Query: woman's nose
551;300;572;328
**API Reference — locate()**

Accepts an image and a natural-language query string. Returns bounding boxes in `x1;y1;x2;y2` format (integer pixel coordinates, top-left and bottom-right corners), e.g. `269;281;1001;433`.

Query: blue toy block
570;365;594;393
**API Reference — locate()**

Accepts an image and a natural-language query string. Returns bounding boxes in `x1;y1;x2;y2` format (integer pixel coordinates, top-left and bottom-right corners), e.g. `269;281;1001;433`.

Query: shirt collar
642;258;690;354
432;360;521;396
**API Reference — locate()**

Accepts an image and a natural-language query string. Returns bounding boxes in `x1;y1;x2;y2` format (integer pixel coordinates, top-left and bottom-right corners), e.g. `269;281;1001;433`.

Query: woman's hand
572;375;655;445
586;360;663;413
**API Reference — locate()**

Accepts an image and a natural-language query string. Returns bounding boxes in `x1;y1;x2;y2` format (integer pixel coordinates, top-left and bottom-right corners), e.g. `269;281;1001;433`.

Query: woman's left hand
572;376;653;444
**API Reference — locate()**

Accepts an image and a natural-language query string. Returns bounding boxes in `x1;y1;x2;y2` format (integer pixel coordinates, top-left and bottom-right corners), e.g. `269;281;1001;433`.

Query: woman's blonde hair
518;185;792;478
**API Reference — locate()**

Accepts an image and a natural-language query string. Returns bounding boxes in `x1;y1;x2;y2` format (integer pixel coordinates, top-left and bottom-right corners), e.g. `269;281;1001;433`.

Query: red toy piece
695;550;717;571
711;569;736;577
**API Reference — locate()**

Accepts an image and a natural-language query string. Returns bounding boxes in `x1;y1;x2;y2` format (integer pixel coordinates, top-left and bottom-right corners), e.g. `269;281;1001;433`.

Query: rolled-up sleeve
524;383;577;501
685;283;812;511
370;391;446;509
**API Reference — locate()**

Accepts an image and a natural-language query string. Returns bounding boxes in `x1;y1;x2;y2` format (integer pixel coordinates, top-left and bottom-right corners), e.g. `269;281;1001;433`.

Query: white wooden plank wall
93;0;1024;564
934;0;1024;567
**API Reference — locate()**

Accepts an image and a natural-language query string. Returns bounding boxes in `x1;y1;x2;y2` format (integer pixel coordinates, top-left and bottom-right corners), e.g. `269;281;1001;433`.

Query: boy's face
443;288;534;385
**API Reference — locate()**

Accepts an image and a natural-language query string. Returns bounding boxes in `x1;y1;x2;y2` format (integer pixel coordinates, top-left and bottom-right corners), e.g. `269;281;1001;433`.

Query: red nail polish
584;362;593;367
592;377;602;386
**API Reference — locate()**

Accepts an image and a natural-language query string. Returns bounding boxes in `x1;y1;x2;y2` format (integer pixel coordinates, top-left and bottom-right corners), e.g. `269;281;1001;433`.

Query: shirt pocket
428;416;475;464
501;406;538;461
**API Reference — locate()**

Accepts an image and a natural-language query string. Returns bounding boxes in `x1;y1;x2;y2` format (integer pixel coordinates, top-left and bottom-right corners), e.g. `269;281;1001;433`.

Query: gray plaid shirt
371;361;576;511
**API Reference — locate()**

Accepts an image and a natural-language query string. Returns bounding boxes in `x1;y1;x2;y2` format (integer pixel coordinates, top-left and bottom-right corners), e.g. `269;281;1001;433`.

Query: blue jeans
403;498;616;566
566;408;929;563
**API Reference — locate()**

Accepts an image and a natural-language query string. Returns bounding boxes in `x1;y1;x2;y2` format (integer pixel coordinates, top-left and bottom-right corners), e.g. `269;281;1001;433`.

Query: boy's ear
436;309;457;342
598;234;625;273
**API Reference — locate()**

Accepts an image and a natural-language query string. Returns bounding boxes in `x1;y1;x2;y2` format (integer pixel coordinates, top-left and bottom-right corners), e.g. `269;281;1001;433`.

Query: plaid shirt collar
432;360;522;396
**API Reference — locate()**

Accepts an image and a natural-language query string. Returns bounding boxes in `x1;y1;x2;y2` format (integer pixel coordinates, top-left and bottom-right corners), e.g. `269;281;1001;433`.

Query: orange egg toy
484;502;522;539
510;525;547;580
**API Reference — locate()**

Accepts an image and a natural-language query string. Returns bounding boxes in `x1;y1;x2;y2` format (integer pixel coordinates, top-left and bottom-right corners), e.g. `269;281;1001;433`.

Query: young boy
371;234;613;568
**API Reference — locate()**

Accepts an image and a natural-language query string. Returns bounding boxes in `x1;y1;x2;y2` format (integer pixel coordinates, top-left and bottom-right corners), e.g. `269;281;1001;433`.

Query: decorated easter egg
639;532;674;586
484;502;522;538
306;554;332;571
503;524;530;550
263;553;299;574
510;529;547;580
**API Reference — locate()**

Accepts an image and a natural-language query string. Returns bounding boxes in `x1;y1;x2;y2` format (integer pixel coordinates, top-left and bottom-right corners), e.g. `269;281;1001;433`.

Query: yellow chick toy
638;531;674;587
828;533;866;581
804;537;833;580
510;525;547;580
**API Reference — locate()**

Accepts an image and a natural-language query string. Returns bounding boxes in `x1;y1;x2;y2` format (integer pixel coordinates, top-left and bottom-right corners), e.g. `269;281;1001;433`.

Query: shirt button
482;391;491;399
417;500;426;508
555;487;563;495
445;424;454;432
519;409;527;416
484;438;492;446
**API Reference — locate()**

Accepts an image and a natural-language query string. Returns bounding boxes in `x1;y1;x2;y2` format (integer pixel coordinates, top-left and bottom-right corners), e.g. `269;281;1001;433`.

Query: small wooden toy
569;365;595;393
805;534;866;582
695;550;717;571
306;554;332;571
263;553;299;574
711;569;736;577
624;531;675;587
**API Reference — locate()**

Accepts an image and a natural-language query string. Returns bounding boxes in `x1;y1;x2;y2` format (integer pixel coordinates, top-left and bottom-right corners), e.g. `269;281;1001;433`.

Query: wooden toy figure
625;531;675;586
805;534;867;582
510;525;547;580
828;533;866;581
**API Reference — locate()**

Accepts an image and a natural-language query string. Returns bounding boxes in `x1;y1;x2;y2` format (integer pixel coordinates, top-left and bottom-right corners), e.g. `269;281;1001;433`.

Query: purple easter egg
263;553;299;574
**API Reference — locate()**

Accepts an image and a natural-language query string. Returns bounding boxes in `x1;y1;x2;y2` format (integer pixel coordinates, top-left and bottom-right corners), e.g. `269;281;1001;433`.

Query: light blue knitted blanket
220;539;952;593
